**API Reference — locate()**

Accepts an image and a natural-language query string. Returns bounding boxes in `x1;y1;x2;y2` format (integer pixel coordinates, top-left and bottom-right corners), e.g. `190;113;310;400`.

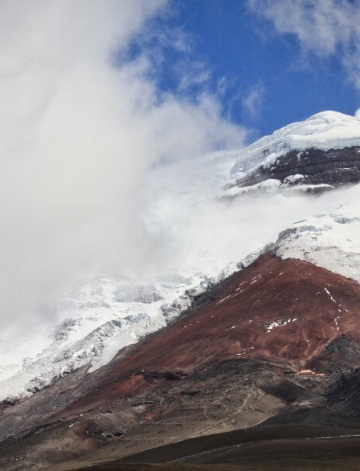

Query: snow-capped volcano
1;110;360;401
2;112;360;470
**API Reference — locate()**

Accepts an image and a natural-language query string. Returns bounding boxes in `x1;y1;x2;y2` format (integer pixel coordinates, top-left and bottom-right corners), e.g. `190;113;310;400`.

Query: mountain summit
227;110;360;195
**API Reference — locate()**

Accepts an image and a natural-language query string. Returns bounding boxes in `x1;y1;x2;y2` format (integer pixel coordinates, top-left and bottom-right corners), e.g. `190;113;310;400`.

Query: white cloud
242;82;266;120
0;1;248;330
248;0;360;88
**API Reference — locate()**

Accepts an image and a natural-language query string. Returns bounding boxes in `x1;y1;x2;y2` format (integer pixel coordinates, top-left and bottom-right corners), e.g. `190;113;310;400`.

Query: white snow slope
1;110;360;400
274;185;360;283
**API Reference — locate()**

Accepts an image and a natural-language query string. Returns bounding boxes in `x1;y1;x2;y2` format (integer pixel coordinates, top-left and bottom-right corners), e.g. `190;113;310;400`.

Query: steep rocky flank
234;146;360;190
2;255;360;470
58;254;360;417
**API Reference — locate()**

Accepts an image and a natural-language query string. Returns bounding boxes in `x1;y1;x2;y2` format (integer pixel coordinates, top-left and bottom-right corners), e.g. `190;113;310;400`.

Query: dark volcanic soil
116;425;360;464
69;425;360;471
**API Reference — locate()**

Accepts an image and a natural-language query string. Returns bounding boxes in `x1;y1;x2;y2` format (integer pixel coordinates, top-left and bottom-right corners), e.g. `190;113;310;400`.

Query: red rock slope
66;254;360;411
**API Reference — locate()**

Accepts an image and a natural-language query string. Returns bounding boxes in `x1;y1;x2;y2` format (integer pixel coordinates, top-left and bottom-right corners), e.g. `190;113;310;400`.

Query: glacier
229;111;360;183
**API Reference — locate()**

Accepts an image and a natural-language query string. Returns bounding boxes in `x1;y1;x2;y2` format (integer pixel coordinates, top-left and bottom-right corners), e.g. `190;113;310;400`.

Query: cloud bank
0;0;247;329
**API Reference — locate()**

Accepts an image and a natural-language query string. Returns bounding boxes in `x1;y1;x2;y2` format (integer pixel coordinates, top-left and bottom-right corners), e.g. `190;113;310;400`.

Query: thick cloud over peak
0;1;247;329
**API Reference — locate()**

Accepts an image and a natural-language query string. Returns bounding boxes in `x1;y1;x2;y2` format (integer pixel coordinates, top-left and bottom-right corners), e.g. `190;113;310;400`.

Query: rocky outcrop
233;146;360;193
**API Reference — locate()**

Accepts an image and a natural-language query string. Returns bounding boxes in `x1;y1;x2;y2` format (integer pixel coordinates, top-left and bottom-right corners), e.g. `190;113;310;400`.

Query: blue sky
140;0;360;141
